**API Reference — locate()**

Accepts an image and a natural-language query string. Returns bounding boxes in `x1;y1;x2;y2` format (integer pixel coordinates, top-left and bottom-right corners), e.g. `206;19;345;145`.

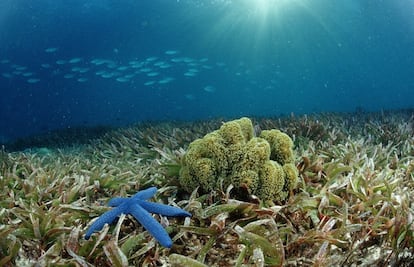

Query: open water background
1;0;413;142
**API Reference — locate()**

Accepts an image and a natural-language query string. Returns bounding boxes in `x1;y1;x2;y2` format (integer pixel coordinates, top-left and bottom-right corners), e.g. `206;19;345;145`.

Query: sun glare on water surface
252;0;290;17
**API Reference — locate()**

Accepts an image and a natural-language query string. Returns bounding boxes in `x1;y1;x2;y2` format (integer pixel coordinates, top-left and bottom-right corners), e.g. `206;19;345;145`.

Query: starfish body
85;187;191;248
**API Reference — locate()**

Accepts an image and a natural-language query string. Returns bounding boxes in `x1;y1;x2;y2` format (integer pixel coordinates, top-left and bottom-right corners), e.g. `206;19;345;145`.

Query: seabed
1;109;413;266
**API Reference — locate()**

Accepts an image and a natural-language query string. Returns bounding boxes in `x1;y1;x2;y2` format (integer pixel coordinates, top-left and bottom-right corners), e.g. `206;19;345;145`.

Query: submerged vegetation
1;110;414;266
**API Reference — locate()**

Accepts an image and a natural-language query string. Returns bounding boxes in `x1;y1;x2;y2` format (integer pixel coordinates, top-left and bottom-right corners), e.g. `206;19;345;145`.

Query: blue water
1;0;413;142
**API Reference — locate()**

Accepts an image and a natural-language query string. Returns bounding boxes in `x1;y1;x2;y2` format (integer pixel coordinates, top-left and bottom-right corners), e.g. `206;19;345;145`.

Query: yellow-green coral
260;129;295;165
179;117;298;201
258;160;286;201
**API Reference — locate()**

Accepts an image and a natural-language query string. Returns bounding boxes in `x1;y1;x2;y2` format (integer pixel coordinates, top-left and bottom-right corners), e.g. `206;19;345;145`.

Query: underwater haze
1;0;414;142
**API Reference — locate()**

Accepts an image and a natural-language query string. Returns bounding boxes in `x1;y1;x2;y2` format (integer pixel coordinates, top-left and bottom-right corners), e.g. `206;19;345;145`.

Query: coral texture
179;117;298;201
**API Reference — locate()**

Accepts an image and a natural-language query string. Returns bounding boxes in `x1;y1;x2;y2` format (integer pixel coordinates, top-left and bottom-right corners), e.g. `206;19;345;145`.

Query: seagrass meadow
1;110;414;266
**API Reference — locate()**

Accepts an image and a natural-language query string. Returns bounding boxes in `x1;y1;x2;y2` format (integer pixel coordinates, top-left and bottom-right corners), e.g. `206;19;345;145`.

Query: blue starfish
84;187;191;248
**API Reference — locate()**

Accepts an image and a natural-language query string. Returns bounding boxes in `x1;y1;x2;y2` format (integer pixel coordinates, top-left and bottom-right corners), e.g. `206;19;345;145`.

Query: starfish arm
109;187;157;207
129;203;173;248
132;187;158;200
139;200;192;217
108;197;127;207
84;207;122;240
